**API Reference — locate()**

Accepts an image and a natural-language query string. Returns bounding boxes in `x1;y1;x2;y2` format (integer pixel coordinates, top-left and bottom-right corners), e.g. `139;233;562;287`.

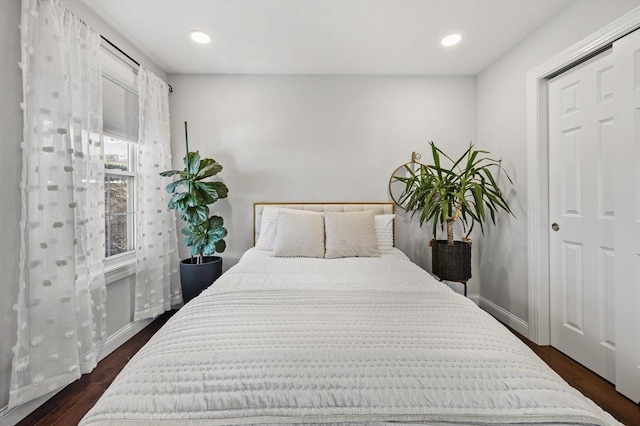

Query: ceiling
81;0;573;76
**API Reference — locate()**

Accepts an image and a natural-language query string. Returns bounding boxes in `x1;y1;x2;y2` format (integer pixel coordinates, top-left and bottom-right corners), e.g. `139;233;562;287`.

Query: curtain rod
100;35;173;95
101;35;140;66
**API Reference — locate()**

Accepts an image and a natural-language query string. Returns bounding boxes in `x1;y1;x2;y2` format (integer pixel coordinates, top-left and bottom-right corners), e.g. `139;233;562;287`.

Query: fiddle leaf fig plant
394;141;513;245
160;122;228;264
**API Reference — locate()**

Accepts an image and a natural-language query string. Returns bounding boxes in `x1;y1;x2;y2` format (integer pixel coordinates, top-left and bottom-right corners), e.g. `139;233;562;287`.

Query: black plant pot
431;240;472;283
180;256;222;304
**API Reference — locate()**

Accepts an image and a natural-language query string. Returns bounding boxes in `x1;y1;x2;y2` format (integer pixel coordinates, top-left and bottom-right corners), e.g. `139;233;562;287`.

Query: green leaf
210;181;228;199
214;239;226;253
188;186;206;206
208;215;224;229
430;142;442;179
196;160;223;180
181;205;209;224
186;152;201;175
471;183;485;221
168;192;189;209
194;181;228;204
170;191;189;202
166;179;186;194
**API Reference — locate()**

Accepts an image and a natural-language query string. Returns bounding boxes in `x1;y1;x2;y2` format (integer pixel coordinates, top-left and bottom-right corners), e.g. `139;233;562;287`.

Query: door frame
526;6;640;346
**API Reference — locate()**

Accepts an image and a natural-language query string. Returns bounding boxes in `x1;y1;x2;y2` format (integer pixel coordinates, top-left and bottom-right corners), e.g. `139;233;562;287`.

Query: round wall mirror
389;152;423;210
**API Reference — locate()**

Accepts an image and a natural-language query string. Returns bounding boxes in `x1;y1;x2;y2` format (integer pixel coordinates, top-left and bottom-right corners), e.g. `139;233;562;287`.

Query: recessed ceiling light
190;30;211;44
441;34;462;47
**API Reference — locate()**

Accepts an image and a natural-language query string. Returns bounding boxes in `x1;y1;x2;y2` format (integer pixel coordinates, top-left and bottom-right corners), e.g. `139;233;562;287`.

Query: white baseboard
0;318;154;426
97;318;153;362
469;294;529;338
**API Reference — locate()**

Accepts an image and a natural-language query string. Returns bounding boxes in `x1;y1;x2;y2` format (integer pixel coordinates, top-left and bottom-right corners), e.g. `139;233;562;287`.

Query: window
101;47;139;258
104;137;135;256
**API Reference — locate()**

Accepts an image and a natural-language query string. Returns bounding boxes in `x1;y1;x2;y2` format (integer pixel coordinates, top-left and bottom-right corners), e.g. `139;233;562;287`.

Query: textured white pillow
255;206;321;251
374;214;395;252
273;212;325;258
324;211;379;259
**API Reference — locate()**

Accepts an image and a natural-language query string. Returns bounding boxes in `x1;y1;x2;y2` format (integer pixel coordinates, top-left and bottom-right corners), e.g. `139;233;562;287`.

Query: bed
80;202;620;425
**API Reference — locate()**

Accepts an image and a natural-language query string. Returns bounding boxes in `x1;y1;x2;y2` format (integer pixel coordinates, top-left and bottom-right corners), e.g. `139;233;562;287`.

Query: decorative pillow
273;212;325;258
255;206;321;251
374;214;395;252
324;211;379;259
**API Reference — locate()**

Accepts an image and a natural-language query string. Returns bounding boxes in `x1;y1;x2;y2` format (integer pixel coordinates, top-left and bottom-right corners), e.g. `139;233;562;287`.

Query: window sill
104;251;136;285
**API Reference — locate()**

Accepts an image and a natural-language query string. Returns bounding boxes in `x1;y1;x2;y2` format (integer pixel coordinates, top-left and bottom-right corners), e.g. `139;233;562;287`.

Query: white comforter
81;249;620;425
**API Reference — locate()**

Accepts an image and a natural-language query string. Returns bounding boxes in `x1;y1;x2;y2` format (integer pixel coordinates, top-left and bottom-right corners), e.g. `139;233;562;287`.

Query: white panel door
548;49;616;383
612;29;640;403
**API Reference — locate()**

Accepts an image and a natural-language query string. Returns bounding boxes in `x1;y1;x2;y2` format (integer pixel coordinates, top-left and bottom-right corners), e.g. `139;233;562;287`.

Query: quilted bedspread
80;249;620;425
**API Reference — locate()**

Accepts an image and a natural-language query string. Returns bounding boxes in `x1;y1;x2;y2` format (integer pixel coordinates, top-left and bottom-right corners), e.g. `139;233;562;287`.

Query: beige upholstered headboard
253;202;395;246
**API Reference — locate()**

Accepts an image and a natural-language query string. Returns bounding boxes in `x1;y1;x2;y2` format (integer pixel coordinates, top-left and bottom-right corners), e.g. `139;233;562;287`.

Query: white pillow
273;212;325;258
255;206;321;251
374;214;395;252
324;211;379;259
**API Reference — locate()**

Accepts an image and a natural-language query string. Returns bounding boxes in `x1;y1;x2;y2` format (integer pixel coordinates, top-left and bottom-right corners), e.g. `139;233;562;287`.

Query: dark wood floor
512;331;640;425
17;311;640;426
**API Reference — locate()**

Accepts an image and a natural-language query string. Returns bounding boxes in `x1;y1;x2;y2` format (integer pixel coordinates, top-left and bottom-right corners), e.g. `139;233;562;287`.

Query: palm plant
160;122;228;264
394;141;513;245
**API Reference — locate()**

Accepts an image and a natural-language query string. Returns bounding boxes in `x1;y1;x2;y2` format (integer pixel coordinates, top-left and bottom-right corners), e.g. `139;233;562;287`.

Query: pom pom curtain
134;67;182;320
11;0;180;408
11;0;106;408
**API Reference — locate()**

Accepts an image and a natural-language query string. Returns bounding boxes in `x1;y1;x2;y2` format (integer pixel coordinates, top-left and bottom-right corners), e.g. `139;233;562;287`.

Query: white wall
476;0;639;328
167;74;477;279
0;0;168;419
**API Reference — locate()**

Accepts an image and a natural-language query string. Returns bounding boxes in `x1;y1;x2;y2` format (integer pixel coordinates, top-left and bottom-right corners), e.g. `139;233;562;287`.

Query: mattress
80;248;620;425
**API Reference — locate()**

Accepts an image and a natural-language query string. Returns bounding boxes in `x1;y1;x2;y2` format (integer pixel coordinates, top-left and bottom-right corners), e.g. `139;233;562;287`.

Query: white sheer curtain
10;0;106;408
134;67;182;321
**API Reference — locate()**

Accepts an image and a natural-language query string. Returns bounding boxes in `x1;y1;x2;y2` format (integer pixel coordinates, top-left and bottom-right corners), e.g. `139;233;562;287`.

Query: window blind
102;74;138;142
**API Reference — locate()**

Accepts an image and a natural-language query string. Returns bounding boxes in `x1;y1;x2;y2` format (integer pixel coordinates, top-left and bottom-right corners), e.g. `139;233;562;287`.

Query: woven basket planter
431;240;472;282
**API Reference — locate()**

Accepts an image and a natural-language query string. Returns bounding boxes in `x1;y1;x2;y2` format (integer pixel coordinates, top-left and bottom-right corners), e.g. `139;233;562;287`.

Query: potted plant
160;122;229;303
393;141;513;285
